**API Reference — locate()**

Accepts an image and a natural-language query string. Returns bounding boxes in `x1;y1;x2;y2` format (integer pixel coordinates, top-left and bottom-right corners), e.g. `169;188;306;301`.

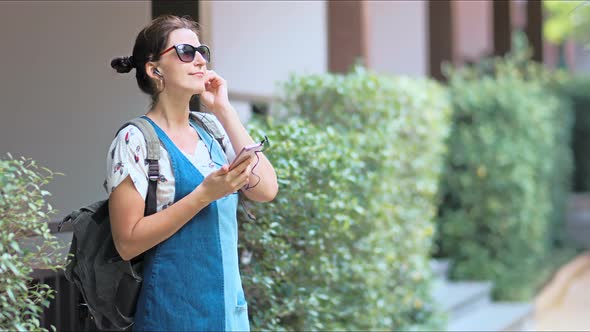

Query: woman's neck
148;92;192;131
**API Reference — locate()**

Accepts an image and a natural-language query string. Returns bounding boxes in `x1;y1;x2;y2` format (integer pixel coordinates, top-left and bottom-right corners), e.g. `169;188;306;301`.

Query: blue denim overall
133;117;250;331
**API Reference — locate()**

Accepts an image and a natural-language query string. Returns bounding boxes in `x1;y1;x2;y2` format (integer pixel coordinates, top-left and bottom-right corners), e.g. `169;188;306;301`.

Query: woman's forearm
111;182;212;260
214;105;278;202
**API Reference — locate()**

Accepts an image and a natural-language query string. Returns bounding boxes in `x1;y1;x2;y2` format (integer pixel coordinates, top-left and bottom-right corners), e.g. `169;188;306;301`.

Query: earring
155;77;163;90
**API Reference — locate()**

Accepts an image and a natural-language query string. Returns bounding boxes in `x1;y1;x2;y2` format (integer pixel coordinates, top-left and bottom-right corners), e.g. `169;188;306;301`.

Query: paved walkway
535;252;590;331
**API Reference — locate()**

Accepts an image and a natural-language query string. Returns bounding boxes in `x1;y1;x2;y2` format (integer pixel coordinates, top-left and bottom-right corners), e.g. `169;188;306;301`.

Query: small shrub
0;154;63;331
238;118;368;331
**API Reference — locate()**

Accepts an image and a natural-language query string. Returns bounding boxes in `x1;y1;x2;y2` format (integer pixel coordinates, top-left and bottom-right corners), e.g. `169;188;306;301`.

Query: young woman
106;15;278;331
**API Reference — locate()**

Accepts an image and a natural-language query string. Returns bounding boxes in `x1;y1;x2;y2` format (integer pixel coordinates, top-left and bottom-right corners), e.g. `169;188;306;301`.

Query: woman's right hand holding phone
196;155;253;203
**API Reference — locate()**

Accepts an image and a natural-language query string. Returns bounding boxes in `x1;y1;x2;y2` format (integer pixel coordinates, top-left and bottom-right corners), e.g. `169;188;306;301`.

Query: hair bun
111;56;135;73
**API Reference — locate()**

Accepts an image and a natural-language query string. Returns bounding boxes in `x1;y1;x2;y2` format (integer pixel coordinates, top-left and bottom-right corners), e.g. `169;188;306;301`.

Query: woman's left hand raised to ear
200;70;231;113
199;69;279;202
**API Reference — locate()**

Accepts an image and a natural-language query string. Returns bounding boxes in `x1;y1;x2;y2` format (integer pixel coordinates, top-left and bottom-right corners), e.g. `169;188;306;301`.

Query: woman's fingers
238;178;249;190
206;155;252;194
232;172;250;189
229;156;253;175
205;70;224;88
213;164;229;176
229;166;249;185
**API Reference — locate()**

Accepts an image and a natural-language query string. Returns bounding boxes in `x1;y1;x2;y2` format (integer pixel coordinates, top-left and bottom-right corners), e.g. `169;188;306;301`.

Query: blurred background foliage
436;32;577;301
544;0;590;46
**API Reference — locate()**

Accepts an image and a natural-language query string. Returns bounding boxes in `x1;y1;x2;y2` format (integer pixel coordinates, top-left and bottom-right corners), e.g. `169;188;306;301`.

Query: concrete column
428;0;453;80
493;0;512;56
525;0;543;62
152;0;199;19
328;0;368;73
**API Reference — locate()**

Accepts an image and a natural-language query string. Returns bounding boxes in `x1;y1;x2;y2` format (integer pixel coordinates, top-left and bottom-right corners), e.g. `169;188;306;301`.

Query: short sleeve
104;125;149;200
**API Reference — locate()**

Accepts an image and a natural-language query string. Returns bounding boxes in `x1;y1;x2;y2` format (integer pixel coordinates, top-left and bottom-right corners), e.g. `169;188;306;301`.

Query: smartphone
229;142;264;170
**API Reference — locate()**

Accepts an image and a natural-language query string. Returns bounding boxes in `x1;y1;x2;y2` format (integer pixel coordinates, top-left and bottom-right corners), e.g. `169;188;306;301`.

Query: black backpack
59;113;227;330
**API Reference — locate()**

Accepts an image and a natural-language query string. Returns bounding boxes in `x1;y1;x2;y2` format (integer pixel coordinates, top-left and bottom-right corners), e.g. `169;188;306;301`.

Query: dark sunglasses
160;44;211;63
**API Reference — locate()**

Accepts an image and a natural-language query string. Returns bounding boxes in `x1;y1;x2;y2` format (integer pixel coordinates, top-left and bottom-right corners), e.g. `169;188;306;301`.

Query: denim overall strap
132;116;248;331
190;119;249;331
189;117;249;331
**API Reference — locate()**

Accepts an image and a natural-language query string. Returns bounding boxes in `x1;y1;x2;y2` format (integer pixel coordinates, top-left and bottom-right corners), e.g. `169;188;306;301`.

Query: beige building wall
0;1;151;217
365;0;428;77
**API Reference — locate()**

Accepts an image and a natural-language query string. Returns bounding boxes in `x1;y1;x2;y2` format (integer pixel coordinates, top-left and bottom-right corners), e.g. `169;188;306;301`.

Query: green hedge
238;67;452;330
437;50;574;300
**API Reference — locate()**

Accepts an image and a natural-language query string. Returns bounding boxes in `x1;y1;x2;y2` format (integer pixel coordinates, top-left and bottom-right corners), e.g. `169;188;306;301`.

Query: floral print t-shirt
104;112;236;211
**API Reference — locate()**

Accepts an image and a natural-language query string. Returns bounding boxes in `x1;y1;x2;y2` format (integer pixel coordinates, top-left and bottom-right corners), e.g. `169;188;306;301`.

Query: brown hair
110;15;200;108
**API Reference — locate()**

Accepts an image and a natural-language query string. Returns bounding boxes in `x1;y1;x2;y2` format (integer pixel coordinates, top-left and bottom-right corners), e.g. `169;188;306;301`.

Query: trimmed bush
437;49;574;300
238;67;452;330
0;154;62;331
238;118;367;331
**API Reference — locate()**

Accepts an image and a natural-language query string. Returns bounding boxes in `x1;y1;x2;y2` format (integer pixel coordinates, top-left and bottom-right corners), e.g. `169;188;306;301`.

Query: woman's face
155;28;208;95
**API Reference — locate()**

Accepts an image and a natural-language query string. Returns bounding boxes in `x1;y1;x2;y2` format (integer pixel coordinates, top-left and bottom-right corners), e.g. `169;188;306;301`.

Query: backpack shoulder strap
115;117;160;216
116;117;160;161
189;112;227;153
